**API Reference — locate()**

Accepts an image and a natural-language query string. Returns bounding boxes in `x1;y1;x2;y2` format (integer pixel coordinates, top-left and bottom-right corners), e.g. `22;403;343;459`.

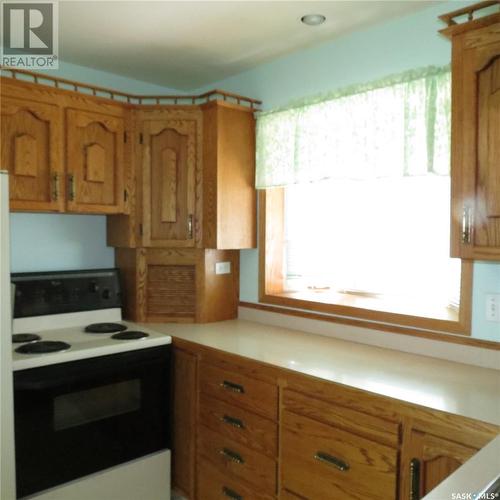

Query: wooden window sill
260;290;468;335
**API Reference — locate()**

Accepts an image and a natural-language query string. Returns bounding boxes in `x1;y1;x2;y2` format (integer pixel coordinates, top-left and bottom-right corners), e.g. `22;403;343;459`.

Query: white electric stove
11;269;171;500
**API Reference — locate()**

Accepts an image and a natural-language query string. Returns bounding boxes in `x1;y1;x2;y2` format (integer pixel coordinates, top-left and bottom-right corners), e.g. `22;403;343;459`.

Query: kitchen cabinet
201;101;256;249
139;108;202;247
107;102;257;251
115;247;239;323
171;338;499;500
66;108;125;214
0;76;129;215
443;11;500;259
281;390;398;500
172;348;197;499
0;94;64;212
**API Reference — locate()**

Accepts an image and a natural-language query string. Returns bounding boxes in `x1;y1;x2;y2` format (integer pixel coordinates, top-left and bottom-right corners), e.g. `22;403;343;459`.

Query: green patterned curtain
255;66;451;189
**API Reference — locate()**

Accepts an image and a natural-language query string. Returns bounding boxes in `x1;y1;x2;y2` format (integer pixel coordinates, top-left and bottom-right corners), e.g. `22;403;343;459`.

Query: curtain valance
255;66;451;188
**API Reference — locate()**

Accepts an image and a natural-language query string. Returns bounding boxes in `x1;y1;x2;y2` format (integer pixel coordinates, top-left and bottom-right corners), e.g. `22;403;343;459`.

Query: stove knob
102;288;111;300
89;282;99;293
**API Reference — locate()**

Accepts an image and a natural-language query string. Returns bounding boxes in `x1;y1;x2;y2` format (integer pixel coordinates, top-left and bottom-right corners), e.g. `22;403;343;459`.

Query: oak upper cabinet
1;95;63;212
66;108;125;214
139;108;202;247
444;14;500;259
201;101;256;249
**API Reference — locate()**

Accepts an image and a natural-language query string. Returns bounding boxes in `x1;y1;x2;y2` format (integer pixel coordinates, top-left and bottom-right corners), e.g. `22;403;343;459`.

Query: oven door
14;345;171;498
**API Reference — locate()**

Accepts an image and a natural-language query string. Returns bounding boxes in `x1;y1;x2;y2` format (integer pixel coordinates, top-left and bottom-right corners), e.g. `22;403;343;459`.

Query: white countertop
423;436;500;499
143;319;500;426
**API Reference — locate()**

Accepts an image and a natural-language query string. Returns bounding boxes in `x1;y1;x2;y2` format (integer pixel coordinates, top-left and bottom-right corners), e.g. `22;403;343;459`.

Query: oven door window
54;379;141;430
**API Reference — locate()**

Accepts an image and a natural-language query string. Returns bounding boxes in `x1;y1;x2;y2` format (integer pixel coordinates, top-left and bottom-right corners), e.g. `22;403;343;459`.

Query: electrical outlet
215;261;231;275
485;294;500;322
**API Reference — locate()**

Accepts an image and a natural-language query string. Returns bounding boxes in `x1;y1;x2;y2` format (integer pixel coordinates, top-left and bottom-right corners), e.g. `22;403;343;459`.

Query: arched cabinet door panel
66;108;125;214
449;19;500;259
140;109;202;247
0;96;63;212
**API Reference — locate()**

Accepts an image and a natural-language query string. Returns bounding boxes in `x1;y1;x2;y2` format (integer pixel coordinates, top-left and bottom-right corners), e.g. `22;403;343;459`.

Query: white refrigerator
0;171;16;499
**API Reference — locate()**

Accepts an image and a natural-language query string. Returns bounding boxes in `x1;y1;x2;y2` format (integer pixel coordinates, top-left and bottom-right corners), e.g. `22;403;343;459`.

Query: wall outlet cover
215;261;231;275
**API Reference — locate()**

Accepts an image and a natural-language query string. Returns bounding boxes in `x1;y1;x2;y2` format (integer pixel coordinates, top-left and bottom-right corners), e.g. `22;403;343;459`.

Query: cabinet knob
187;214;193;239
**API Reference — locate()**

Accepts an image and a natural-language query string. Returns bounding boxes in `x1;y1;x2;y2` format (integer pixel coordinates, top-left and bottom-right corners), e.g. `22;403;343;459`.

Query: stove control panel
11;269;122;318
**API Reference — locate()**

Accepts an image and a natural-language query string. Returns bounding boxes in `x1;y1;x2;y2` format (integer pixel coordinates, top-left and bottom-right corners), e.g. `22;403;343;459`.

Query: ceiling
59;1;440;91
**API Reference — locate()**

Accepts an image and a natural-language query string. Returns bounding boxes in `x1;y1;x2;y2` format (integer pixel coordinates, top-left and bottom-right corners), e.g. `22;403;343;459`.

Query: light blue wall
200;1;500;342
9;61;178;274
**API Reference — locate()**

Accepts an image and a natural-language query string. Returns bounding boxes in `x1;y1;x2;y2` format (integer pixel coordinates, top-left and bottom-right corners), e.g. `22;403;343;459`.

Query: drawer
198;425;277;495
200;363;278;420
199;394;278;457
198;459;275;500
283;389;399;447
281;410;397;500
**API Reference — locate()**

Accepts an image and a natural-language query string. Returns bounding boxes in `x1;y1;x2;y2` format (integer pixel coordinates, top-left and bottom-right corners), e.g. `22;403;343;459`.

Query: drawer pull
51;173;59;201
314;451;349;472
222;486;243;500
220;380;245;394
68;174;75;201
219;447;245;464
221;415;245;429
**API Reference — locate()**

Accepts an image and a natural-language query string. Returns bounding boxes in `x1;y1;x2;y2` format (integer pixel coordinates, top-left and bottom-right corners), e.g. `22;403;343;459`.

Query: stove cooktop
12;317;170;371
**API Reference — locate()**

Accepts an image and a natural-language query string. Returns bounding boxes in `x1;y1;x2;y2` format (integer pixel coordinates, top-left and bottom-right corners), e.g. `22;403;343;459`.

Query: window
257;67;472;335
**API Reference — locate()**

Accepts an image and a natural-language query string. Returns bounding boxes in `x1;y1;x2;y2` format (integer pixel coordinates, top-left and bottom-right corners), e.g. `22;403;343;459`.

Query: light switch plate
215;261;231;275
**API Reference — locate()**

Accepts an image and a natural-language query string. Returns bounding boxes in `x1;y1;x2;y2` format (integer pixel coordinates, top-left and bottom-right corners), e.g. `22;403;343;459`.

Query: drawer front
283;389;399;447
198;425;277;495
200;363;278;420
198;459;274;500
200;394;278;457
282;410;397;500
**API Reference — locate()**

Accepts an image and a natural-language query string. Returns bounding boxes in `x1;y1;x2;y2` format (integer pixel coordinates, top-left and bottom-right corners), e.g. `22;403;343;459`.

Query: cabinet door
66;108;125;214
141;113;201;247
451;23;500;259
406;429;478;499
172;348;197;498
1;96;63;212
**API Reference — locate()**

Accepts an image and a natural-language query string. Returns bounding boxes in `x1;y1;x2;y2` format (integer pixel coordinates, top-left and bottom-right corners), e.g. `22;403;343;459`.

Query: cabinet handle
220;380;245;394
68;174;75;201
219;447;245;464
221;414;245;429
187;214;193;239
314;451;349;472
222;486;242;500
462;206;473;244
409;458;421;500
51;173;59;201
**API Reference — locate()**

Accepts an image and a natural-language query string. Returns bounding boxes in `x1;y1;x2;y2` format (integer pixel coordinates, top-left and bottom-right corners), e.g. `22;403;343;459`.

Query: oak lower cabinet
281;391;398;500
444;13;500;259
0;94;64;212
171;340;499;500
115;247;239;323
404;423;487;499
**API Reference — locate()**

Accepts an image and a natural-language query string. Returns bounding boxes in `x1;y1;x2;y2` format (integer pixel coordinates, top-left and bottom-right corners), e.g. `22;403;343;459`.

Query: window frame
258;189;473;336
